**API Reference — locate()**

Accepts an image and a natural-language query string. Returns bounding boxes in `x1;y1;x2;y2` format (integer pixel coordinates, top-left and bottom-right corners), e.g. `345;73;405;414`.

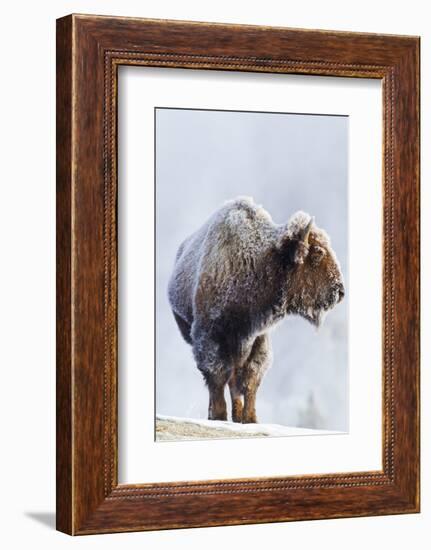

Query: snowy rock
155;414;342;441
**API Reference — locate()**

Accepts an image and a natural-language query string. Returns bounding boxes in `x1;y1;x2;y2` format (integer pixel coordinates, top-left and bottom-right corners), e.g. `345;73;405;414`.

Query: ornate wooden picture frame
56;14;420;535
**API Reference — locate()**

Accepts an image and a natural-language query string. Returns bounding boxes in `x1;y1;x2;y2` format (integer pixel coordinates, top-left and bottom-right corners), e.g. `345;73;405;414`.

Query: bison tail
172;311;193;345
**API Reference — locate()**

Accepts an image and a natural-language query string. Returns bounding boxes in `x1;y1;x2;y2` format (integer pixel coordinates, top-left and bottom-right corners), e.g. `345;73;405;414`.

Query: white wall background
0;0;427;548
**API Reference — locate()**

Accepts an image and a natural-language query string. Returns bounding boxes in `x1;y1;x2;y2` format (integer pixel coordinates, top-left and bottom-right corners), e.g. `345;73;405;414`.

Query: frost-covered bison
168;197;345;424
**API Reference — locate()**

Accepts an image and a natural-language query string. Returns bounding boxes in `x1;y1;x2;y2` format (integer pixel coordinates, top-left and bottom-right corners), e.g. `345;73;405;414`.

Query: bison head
278;211;345;327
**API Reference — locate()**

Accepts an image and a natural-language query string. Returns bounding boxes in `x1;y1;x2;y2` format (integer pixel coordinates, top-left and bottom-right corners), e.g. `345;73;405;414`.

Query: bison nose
337;283;345;301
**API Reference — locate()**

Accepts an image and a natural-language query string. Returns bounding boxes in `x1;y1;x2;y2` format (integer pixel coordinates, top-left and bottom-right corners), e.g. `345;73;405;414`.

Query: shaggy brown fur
168;197;345;423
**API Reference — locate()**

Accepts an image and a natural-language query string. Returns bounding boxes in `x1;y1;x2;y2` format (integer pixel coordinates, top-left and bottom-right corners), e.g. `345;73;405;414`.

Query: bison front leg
228;372;243;423
192;330;230;421
242;334;272;424
243;389;258;423
207;381;228;421
202;371;229;421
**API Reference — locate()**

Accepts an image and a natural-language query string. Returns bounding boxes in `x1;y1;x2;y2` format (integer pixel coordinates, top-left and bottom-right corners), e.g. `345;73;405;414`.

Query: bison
168;197;345;424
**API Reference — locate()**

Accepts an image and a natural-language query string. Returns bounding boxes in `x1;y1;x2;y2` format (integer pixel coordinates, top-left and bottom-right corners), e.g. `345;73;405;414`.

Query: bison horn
301;217;314;245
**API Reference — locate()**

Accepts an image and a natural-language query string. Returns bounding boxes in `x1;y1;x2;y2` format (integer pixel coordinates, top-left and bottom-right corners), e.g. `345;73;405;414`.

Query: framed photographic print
56;14;420;535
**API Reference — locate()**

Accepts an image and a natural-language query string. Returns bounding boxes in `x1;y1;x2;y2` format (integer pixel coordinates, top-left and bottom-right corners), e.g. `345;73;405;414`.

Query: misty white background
1;1;429;549
156;108;349;431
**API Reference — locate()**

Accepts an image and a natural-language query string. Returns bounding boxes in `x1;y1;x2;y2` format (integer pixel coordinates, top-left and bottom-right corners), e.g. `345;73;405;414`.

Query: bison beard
168;196;345;424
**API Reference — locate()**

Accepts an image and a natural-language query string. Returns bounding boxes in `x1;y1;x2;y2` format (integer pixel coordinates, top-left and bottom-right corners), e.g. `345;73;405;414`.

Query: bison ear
278;214;314;266
279;239;309;265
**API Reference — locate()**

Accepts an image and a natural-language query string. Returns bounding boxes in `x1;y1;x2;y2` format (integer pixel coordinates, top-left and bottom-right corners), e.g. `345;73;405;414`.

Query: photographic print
57;16;420;533
155;107;348;442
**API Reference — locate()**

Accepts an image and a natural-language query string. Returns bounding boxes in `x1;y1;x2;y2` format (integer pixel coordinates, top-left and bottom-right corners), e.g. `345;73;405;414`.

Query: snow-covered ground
156;414;343;442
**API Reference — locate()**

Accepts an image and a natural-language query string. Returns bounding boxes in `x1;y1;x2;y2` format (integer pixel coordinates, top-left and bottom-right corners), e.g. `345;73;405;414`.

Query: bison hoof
208;411;227;421
242;414;258;424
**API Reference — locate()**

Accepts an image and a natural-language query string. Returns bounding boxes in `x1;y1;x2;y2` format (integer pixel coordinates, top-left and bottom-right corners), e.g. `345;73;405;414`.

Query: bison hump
192;198;274;318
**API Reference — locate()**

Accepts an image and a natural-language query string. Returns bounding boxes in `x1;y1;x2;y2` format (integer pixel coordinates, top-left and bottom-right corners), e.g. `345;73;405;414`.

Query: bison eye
310;245;326;265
